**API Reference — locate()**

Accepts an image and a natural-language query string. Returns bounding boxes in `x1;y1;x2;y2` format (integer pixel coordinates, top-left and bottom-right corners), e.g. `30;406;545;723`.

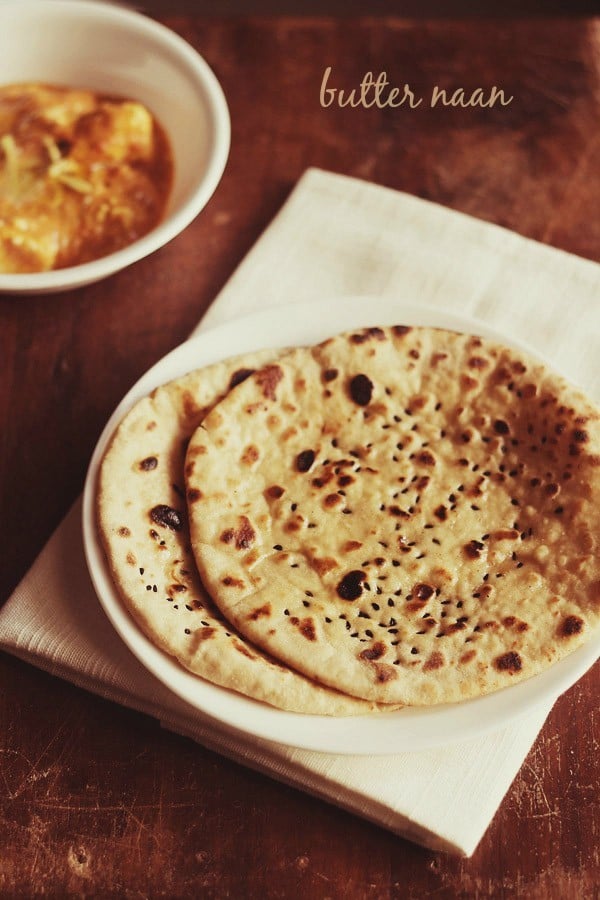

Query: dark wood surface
1;13;599;899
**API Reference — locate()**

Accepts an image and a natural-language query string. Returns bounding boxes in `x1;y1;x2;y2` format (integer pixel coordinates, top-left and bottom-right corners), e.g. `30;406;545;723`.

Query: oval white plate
82;298;599;754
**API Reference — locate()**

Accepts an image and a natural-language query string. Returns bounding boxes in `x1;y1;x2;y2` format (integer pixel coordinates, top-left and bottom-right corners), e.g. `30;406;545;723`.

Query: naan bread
186;325;600;705
97;351;382;715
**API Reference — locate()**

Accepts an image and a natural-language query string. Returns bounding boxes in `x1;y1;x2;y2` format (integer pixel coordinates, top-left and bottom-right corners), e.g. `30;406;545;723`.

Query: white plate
82;298;599;754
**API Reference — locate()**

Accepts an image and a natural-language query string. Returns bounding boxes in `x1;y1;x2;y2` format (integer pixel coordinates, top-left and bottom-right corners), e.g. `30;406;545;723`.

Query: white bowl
0;0;230;294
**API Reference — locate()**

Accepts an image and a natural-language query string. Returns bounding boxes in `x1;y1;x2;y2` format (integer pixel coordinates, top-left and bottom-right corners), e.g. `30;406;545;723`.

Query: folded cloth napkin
2;168;599;857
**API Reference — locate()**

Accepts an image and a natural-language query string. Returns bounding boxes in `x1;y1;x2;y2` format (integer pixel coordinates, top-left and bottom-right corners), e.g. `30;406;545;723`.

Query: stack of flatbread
97;324;600;714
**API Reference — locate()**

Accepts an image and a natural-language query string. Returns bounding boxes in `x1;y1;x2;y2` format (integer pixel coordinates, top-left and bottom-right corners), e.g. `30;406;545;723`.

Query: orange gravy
0;83;173;273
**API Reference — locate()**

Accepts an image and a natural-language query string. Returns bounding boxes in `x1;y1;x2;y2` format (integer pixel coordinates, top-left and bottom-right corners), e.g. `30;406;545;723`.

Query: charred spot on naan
493;651;523;674
149;504;183;531
139;456;158;471
254;365;284;401
220;516;256;550
348;374;374;406
559;615;584;638
229;367;256;390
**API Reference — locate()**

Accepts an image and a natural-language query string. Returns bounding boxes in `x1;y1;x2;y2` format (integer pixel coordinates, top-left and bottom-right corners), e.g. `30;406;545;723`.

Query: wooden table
1;12;598;898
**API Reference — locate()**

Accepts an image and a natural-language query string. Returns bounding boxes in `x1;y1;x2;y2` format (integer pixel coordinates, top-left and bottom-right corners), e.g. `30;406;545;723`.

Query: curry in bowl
0;83;173;273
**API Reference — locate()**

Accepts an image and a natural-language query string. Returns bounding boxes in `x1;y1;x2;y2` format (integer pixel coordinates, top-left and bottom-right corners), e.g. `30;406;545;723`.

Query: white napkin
2;168;599;857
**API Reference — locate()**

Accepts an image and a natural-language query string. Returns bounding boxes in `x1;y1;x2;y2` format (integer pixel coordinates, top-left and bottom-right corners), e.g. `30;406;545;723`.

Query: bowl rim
0;0;231;293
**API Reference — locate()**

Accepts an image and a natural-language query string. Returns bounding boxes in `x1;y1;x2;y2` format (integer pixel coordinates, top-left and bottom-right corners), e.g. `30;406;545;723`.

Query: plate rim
82;297;599;754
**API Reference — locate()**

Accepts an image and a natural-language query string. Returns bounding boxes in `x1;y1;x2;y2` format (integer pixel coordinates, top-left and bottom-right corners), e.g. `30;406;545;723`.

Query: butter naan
186;325;600;705
97;351;383;715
